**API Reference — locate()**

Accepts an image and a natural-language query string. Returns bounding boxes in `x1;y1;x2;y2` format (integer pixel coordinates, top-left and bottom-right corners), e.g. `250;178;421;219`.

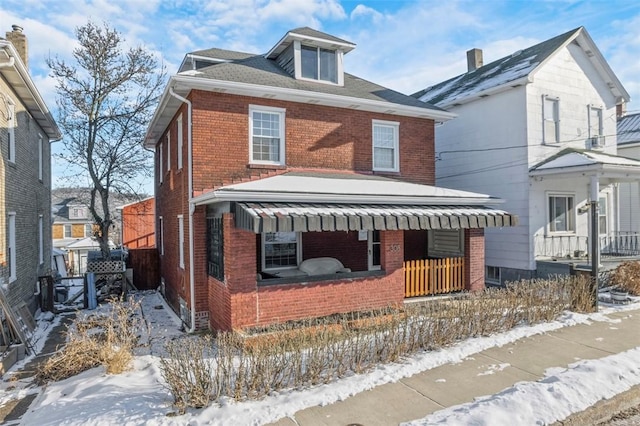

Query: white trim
261;231;301;272
546;192;576;235
542;95;560;145
8;212;16;282
372;119;400;172
178;214;184;268
177;114;183;169
249;105;286;166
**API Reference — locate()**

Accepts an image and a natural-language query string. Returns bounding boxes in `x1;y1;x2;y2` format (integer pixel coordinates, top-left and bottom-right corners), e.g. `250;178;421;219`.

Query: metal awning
234;202;519;233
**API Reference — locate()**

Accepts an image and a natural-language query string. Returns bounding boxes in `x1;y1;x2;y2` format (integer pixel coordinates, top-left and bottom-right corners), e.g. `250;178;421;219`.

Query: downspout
168;86;196;333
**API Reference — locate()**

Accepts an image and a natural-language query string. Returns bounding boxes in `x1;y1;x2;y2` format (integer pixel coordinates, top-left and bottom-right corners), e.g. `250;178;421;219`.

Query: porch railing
404;257;465;298
534;232;640;259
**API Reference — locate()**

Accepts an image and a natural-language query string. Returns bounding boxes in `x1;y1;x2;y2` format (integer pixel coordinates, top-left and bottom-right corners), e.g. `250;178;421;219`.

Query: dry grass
610;261;640;295
36;297;144;384
160;275;594;409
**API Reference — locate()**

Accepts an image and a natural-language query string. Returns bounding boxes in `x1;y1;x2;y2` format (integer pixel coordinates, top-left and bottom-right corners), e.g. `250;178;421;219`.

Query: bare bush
159;275;592;408
37;297;144;383
610;261;640;295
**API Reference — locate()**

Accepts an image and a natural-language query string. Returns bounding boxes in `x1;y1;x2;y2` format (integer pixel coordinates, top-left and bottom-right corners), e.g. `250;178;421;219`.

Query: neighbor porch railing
404;257;465;298
534;232;640;259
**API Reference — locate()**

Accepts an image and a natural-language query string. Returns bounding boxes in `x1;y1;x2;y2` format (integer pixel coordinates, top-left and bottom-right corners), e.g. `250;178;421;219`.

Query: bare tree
48;21;164;258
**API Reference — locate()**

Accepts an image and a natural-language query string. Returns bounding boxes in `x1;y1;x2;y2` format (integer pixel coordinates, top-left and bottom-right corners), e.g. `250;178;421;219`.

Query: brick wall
0;78;52;313
464;228;485;292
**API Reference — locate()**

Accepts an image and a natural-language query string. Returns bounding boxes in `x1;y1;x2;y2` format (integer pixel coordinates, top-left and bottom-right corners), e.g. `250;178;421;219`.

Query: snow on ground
6;292;640;425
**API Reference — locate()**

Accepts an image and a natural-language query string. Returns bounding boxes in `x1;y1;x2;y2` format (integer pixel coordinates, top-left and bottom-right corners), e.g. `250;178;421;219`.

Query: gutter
168;86;196;333
192;189;504;206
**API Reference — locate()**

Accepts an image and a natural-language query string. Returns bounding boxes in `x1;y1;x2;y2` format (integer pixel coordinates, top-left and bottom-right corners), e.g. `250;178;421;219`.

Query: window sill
247;163;287;170
258;269;385;287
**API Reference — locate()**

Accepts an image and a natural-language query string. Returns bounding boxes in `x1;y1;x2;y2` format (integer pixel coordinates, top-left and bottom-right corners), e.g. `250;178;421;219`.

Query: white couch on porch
271;257;351;278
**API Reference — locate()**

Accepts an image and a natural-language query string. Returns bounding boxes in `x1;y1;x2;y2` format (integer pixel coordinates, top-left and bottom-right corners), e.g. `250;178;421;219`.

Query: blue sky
1;0;639;193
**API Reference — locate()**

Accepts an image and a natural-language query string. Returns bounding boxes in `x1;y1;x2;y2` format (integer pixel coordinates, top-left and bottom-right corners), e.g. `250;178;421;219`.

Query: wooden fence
404;257;465;297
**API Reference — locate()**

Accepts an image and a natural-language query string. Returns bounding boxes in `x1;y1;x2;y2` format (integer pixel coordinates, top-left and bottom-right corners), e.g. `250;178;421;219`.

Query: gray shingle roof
188;47;255;61
181;52;443;110
618;113;640;145
288;27;355;46
413;28;581;106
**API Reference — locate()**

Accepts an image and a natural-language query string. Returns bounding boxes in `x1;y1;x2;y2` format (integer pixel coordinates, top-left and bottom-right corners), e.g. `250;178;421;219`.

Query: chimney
5;25;28;69
616;102;627;119
466;48;483;72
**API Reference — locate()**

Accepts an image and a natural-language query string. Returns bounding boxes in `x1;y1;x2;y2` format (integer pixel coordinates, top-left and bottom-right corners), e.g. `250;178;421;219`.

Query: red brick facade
155;89;487;331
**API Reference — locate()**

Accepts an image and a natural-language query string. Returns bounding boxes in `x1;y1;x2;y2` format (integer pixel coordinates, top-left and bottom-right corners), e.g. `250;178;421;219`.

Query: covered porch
197;172;518;329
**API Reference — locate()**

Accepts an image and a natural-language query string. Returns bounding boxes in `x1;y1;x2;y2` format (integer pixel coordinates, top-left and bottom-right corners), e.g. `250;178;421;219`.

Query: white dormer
68;204;88;220
265;27;355;87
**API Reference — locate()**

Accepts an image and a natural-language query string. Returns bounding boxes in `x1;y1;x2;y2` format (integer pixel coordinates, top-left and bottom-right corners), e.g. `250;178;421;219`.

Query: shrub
610;261;640;295
159;275;593;409
37;297;144;383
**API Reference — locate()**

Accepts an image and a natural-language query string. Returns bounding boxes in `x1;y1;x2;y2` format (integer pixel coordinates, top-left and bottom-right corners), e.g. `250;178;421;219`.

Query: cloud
350;4;383;23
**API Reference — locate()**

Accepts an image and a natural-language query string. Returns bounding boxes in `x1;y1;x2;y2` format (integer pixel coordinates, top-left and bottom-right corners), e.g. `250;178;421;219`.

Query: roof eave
435;76;531;109
0;41;62;141
192;188;502;207
265;30;356;59
144;74;457;147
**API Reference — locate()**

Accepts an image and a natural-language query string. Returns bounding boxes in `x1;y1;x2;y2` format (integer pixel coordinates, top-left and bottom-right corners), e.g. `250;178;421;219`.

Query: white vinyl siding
372;120;399;172
249;105;286;165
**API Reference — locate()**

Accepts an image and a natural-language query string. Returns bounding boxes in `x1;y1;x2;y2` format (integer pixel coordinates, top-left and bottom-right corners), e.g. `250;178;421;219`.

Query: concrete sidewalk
270;308;640;426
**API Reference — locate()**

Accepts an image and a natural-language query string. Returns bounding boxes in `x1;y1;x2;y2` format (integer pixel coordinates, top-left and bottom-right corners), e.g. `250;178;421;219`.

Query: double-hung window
589;106;603;137
85;223;93;237
548;194;575;233
301;45;337;83
262;232;300;271
372;120;399;172
249;105;285;165
598;195;608;235
64;224;72;238
543;96;559;144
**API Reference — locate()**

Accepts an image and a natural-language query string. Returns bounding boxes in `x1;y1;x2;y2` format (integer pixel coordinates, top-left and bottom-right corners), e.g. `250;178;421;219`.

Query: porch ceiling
234;202;519;233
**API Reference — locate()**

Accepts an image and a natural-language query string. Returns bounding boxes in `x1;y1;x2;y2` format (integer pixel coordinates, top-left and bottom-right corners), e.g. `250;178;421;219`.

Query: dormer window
301;46;337;83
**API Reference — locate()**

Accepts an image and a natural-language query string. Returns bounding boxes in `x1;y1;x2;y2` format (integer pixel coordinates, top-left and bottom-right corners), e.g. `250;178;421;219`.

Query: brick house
0;26;61;312
145;28;517;331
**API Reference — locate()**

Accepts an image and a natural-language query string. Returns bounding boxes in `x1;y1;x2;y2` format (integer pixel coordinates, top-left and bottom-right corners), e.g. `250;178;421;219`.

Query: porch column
464;228;484;292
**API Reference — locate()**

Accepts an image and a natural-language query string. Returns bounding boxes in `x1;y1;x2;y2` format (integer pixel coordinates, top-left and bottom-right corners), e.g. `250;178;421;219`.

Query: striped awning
234;202;518;233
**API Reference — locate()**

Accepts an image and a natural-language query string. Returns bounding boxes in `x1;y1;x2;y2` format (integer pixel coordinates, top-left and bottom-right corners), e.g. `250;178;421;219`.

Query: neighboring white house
413;27;640;284
617;112;640;235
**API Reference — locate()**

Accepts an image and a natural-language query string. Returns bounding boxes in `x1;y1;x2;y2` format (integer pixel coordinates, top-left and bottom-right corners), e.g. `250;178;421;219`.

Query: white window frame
64;224;72;238
178;215;184;268
588;105;603;137
38;215;44;265
261;232;301;272
158;141;163;183
84;223;93;238
7;99;15;163
598;194;608;235
372;119;400;172
368;230;381;271
38;134;43;181
177;114;183;170
293;41;344;86
249;105;286;166
542;95;560;144
166;132;171;171
547;193;575;234
8;212;16;282
159;216;164;256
